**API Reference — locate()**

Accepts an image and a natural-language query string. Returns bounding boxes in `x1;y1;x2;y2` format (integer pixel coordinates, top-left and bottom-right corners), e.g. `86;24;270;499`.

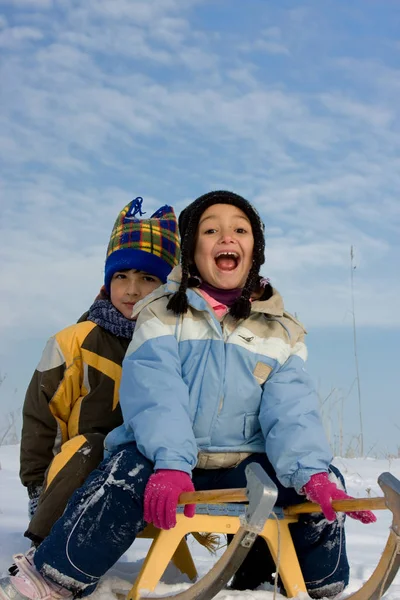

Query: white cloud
0;0;399;358
0;173;171;345
319;93;394;128
240;25;290;56
79;0;184;23
0;0;52;7
0;24;42;47
255;39;290;55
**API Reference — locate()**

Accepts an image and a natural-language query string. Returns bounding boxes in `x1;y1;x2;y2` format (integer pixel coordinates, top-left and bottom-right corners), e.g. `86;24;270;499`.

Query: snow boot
0;551;72;600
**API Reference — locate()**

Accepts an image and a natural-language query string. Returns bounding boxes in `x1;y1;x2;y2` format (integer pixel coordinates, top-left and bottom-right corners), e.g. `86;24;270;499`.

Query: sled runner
127;466;400;600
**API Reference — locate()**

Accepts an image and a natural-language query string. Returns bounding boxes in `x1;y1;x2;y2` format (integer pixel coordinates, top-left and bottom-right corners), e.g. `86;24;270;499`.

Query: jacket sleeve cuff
291;468;329;494
27;483;44;500
154;459;193;476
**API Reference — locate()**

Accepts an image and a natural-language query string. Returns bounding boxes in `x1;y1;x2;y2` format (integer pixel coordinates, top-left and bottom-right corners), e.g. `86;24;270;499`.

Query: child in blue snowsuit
0;191;376;600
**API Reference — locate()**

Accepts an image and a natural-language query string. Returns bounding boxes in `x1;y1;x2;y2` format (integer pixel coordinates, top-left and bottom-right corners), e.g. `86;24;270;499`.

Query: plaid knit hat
167;190;265;320
104;197;180;292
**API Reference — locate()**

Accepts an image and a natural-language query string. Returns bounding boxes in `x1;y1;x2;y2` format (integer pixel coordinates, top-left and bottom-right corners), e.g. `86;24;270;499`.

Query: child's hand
303;472;377;524
144;469;195;530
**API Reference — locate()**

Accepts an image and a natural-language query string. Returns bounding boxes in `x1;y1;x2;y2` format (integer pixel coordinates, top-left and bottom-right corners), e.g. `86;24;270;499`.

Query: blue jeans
34;445;349;597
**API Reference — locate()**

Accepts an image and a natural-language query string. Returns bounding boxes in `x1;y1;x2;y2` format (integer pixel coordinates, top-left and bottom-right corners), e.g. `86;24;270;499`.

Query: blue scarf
87;299;135;339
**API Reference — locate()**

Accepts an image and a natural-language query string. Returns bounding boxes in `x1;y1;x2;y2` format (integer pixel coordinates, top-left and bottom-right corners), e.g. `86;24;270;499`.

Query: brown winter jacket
20;320;130;489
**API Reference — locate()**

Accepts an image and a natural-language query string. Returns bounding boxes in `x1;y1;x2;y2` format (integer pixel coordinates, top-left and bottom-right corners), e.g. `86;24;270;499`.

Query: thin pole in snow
350;245;364;457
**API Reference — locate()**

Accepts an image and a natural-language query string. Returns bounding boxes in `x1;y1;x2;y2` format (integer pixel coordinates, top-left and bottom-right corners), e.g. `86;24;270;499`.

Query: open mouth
214;251;240;272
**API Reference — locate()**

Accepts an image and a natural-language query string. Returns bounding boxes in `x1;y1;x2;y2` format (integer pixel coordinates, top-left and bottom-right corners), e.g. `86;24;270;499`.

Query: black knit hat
167;190;266;320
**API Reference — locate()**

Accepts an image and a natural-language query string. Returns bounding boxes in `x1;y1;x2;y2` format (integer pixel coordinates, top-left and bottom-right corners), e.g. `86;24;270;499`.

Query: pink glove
144;469;196;530
304;472;377;524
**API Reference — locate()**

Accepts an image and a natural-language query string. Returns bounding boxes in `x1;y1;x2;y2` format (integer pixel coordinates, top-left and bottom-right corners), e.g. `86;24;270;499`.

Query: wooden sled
127;470;400;600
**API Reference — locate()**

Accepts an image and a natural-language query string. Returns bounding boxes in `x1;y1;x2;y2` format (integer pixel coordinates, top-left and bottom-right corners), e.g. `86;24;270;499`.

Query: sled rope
191;532;221;554
271;511;281;600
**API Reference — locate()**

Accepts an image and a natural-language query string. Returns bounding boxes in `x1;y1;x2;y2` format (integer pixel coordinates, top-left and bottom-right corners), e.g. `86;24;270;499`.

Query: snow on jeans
33;444;350;597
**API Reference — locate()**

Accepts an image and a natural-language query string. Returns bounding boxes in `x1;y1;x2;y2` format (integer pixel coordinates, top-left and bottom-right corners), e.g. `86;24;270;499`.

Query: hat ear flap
151;205;175;219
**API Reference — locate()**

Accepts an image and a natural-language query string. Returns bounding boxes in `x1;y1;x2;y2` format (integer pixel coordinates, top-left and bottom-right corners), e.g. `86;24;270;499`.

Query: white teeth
215;251;239;258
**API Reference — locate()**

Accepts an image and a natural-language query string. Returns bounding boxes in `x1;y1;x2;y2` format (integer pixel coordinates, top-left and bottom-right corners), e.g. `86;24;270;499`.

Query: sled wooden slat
179;489;388;514
178;488;247;505
285;495;387;515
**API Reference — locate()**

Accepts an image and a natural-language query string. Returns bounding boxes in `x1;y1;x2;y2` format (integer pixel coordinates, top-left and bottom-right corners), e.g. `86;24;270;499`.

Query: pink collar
197;289;228;319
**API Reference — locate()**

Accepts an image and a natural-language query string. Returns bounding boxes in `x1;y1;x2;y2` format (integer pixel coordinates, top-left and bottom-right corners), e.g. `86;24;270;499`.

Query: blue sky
0;0;399;455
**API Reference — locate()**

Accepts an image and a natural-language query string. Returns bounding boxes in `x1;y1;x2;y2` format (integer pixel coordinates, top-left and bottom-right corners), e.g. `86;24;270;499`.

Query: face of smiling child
193;203;254;290
110;269;162;319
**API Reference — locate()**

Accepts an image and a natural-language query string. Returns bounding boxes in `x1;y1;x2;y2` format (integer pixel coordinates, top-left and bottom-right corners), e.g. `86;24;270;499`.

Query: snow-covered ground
0;445;399;599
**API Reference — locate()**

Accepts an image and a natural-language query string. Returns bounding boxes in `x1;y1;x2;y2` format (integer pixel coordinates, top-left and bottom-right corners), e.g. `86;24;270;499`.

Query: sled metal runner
134;469;400;600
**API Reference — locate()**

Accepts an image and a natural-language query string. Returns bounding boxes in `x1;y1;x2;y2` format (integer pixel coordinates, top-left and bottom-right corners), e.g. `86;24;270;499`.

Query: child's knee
102;444;153;489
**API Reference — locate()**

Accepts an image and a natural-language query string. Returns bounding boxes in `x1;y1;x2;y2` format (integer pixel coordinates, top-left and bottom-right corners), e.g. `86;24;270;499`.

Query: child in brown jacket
19;197;180;545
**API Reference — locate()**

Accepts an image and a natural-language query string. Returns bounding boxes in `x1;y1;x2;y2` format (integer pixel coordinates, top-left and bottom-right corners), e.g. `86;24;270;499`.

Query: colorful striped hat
104;197;180;292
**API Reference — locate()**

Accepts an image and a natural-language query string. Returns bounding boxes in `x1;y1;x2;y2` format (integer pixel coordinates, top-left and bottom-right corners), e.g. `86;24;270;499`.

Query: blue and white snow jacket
105;266;332;492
